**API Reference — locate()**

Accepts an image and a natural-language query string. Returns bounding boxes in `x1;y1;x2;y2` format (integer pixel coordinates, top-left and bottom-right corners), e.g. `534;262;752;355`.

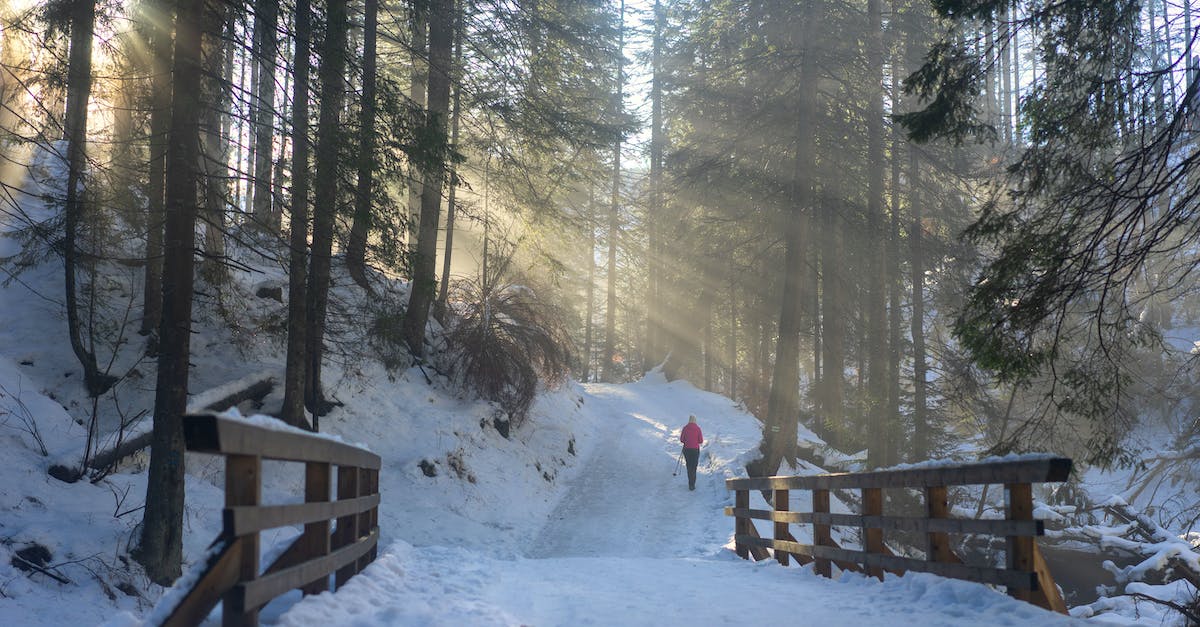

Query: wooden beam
723;508;1043;537
813;489;832;578
223;455;260;626
1007;483;1036;604
734;536;1038;590
232;529;378;613
159;539;241;627
735;489;749;560
926;486;955;564
183;414;381;470
334;465;362;588
774;489;790;566
863;488;883;580
301;461;332;595
727;458;1071;492
223;494;378;537
1031;542;1068;614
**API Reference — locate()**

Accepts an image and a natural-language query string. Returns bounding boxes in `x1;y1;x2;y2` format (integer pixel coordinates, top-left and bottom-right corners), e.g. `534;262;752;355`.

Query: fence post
863;487;883;580
357;467;374;572
334;465;362;588
925;485;953;564
735;489;749;559
300;461;331;595
813;488;832;578
774;489;790;566
1006;482;1035;604
224;454;260;627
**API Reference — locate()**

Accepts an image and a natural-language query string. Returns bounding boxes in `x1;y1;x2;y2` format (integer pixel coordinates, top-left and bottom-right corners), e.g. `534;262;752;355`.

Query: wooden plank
1032;542;1068;614
723;508;1043;537
780;530;814;566
1007;483;1036;604
301;462;332;595
334;465;362;588
734;536;1039;590
926;486;955;564
863;488;883;580
774;489;790;566
735;489;749;560
183;413;381;470
160;539;241;627
358;469;378;571
813;489;832;578
742;518;772;561
224;494;379;537
726;458;1072;492
223;455;260;627
232;529;378;613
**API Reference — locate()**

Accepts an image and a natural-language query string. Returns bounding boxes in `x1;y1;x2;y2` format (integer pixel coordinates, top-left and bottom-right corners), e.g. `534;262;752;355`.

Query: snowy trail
527;382;727;558
272;378;1092;626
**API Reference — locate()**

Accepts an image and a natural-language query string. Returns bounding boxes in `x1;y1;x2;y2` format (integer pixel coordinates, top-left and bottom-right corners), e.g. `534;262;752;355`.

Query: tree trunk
434;1;463;324
140;0;172;340
402;0;455;357
306;0;351;420
280;0;314;428
406;0;429;251
582;185;596;383
63;0;112;397
909;148;928;461
346;0;380;289
644;0;665;372
136;0;205;583
200;0;230;277
865;0;888;469
251;0;279;230
820;199;845;449
601;0;625;383
758;1;816;475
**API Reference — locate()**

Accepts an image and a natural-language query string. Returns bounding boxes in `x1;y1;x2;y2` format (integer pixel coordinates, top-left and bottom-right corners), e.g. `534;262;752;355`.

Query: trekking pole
672;450;683;476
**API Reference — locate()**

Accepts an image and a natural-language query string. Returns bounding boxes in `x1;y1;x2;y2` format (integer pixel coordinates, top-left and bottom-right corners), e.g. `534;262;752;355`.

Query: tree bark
402;0;454;357
62;0;113;396
306;0;351;420
136;0;205;583
644;0;665;372
582;185;596;382
406;0;429;251
347;0;380;289
281;0;314;428
758;0;816;475
434;1;463;324
251;0;279;230
140;0;172;340
601;0;625;383
865;0;888;469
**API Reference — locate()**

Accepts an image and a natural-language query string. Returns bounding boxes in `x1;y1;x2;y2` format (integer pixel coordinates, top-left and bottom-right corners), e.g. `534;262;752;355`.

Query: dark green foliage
443;278;574;428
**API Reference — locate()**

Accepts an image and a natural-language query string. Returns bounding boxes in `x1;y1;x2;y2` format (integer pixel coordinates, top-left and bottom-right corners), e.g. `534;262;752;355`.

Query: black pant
683;447;700;489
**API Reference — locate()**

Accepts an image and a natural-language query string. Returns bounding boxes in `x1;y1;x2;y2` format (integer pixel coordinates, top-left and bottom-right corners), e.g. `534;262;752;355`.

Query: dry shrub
443;278;573;429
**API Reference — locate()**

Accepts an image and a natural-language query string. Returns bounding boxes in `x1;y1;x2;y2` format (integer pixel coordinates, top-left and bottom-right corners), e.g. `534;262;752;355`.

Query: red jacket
680;422;703;449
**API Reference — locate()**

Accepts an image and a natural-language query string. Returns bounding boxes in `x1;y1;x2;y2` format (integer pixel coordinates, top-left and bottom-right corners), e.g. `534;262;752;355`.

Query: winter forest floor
0;148;1187;625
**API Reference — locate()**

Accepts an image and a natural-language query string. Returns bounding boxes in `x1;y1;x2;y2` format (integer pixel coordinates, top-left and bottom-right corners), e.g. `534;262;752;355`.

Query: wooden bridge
154;413;381;627
726;457;1071;614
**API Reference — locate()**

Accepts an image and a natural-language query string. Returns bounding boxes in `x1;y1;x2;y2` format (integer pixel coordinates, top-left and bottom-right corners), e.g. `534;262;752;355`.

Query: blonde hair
688;415;697;423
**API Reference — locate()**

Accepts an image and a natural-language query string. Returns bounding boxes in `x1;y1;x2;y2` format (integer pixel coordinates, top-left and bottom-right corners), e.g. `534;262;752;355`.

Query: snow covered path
527;382;727;558
274;379;1093;626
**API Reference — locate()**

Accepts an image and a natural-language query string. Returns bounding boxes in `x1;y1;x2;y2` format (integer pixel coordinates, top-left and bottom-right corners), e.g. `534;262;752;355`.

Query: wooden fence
725;457;1071;614
156;413;381;627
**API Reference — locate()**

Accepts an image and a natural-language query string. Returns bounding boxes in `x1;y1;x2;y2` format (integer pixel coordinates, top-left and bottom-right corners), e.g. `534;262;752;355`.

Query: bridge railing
155;413;381;627
725;457;1071;614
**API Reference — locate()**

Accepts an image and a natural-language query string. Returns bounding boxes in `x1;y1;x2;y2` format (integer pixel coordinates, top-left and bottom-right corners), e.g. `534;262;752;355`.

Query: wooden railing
725;457;1071;614
156;413;381;627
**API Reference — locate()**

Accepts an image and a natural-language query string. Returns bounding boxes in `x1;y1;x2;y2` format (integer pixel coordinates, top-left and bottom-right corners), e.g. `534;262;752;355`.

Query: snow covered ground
0;144;1192;625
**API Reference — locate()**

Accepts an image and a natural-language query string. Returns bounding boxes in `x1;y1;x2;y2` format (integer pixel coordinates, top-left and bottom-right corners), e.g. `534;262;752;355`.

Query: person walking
680;415;704;491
